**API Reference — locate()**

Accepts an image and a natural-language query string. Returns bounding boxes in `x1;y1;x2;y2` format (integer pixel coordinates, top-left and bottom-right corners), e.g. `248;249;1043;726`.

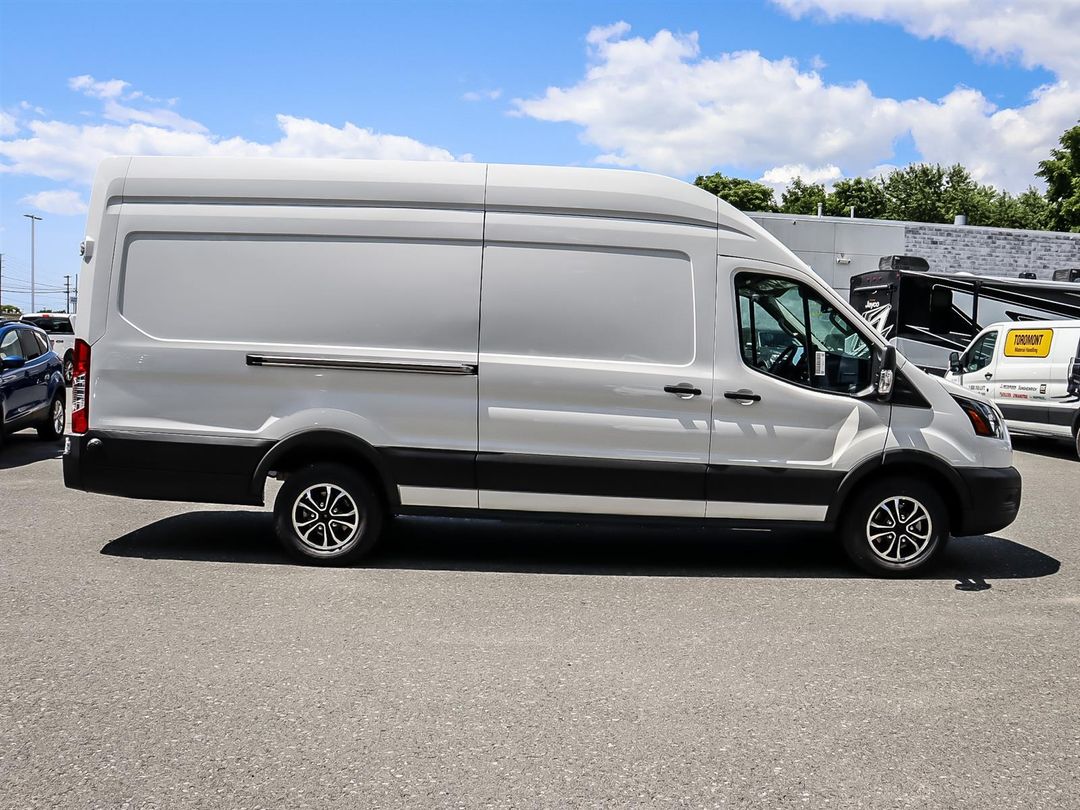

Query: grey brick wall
904;222;1080;279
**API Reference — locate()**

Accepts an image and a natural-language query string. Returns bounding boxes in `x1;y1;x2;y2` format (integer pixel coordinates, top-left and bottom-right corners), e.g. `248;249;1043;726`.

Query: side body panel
98;203;483;468
892;363;1013;470
711;258;891;521
474;212;718;517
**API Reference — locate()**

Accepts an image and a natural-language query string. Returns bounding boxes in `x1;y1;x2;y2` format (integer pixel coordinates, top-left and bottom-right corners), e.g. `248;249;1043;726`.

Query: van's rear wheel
840;477;947;577
273;463;383;565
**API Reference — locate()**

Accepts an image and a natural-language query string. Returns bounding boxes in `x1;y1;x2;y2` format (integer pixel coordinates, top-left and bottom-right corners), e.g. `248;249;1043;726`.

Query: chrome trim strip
479;490;705;518
245;354;477;375
399;486;479;509
705;501;827;521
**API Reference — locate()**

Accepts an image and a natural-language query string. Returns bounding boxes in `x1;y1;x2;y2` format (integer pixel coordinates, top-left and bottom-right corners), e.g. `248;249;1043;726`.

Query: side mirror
874;345;896;401
1;356;26;370
948;351;962;375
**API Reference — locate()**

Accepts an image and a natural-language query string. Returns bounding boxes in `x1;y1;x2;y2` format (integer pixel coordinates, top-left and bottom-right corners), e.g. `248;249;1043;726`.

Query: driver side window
0;330;21;360
962;331;997;373
736;272;874;394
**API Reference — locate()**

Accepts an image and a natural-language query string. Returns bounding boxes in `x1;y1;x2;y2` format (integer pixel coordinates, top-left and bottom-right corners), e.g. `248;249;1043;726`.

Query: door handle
724;390;761;404
984;372;993;380
664;384;702;399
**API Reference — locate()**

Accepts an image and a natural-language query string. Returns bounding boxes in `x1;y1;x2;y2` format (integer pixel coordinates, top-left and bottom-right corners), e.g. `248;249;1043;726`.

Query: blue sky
1;0;1077;313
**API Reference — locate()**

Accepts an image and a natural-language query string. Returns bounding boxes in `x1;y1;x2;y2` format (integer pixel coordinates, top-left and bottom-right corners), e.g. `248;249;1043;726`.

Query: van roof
107;156;802;269
987;319;1080;330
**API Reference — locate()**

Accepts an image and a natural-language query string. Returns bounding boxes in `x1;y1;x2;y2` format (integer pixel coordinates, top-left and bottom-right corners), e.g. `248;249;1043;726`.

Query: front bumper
954;465;1022;536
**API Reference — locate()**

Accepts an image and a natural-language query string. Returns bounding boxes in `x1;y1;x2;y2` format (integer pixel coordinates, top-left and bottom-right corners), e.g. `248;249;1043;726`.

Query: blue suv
0;321;66;449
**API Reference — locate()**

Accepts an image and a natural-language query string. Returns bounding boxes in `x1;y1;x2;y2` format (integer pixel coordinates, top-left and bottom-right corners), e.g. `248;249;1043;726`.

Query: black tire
37;395;65;441
63;354;74;386
840;476;948;577
273;463;384;565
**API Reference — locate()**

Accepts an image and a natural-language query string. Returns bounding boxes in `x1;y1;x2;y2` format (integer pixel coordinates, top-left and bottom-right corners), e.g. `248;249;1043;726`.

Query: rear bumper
63;430;271;506
954;465;1022;536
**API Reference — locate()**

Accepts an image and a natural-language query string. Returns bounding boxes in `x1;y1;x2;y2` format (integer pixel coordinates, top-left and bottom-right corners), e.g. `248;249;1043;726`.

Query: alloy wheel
52;400;65;435
865;496;933;563
291;483;362;554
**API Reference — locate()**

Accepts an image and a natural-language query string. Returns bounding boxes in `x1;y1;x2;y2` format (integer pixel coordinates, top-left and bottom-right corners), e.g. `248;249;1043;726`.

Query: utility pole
65;275;71;313
24;214;43;313
0;253;4;314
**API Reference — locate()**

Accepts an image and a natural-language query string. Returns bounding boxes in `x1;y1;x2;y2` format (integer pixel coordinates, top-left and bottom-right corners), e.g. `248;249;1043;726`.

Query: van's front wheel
273;463;384;565
840;477;947;577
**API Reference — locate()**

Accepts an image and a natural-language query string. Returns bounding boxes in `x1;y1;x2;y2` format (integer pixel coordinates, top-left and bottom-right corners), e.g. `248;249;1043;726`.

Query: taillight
71;338;90;434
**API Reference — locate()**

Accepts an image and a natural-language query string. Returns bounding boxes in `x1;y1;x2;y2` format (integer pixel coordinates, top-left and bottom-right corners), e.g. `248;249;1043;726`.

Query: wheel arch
828;450;967;533
251;430;399;509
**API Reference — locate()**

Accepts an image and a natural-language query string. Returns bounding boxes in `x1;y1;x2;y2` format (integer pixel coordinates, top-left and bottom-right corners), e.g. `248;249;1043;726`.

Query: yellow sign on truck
1004;328;1054;357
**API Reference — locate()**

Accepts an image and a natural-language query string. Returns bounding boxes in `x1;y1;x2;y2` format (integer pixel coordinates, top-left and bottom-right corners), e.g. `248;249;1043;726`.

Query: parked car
946;320;1080;458
0;321;66;448
63;156;1021;576
21;312;76;384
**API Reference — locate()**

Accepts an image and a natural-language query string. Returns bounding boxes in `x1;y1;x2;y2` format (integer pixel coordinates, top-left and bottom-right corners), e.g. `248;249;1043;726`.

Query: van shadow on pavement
1010;435;1078;462
101;511;1060;583
0;433;63;470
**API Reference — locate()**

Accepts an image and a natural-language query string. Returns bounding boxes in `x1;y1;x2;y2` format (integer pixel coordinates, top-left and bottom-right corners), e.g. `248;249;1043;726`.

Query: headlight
952;395;1005;439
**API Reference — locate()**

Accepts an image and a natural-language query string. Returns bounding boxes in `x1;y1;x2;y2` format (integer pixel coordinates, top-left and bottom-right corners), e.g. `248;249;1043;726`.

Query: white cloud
0;111;18;137
68;75;131;100
0;77;462;189
463;89;502;102
100;99;208;133
587;21;632;46
513;21;1080;191
20;189;88;215
758;163;843;195
771;0;1080;78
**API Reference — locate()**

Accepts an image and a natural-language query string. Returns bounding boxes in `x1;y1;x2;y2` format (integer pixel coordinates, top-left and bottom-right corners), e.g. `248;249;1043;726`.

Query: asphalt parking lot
1;433;1077;809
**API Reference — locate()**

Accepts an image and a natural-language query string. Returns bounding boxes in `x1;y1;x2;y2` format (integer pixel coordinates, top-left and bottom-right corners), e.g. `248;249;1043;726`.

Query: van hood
933;374;1000;409
899;355;996;408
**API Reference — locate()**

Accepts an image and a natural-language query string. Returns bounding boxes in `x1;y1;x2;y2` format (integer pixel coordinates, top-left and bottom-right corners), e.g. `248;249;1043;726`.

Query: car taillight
72;338;90;434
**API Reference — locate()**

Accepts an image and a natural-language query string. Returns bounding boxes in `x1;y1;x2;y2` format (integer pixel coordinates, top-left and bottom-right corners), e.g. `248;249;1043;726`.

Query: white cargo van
946;320;1080;458
64;157;1021;575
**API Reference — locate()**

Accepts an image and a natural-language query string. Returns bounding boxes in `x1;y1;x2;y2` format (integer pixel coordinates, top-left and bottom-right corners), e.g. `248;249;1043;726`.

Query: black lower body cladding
63;430;1022;538
63;430;271;506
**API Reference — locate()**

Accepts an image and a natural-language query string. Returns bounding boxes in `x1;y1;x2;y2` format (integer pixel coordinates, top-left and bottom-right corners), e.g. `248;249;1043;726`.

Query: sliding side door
477;213;716;517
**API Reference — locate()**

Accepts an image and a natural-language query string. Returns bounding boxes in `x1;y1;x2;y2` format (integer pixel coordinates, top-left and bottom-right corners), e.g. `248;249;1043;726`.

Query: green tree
0;304;22;316
941;164;999;225
1036;122;1080;232
825;177;887;219
880;163;999;224
779;177;828;215
985;188;1051;230
882;163;947;222
694;172;777;212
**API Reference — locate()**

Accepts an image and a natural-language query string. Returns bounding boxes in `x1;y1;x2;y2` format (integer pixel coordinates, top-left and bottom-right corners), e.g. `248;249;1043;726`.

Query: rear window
18;330;43;360
23;317;73;334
